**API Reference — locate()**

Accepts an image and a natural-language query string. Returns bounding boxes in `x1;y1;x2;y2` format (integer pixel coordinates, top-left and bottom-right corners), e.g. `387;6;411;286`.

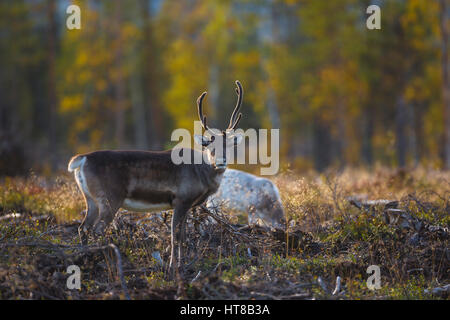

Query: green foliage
325;212;396;243
378;275;435;300
0;176;84;222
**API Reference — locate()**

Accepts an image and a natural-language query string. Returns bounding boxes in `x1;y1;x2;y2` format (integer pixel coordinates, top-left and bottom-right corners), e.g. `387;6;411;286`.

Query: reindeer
67;81;244;275
206;168;285;230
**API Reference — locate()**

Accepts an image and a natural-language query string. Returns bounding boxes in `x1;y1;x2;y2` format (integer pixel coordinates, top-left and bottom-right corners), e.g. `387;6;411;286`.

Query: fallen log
347;197;399;211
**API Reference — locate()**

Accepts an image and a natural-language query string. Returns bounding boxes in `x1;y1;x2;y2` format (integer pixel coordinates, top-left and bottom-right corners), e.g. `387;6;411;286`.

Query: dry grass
0;166;448;299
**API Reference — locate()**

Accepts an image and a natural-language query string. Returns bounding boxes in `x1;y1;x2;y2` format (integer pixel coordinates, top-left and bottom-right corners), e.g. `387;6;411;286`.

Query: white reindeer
206;169;285;229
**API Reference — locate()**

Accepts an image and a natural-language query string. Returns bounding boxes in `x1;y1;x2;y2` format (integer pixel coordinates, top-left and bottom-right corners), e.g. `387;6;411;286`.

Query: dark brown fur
69;148;225;281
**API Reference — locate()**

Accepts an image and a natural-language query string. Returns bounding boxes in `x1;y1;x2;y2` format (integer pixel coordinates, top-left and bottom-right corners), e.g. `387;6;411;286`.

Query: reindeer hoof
93;221;107;236
78;227;88;245
176;278;187;299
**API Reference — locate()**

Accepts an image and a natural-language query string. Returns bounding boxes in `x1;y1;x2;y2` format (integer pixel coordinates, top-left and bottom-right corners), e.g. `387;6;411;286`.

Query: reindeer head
194;80;244;172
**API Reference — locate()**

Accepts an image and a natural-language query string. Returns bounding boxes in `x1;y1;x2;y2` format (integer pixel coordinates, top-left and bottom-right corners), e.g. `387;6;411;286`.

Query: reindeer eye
210;136;215;142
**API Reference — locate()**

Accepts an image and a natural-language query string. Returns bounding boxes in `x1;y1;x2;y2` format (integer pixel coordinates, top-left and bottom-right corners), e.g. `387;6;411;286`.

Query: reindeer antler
197;80;243;132
197;91;213;134
228;80;243;130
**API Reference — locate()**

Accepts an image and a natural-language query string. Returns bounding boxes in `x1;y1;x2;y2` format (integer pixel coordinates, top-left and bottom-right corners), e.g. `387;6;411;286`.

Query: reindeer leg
78;196;99;245
92;199;120;239
178;213;188;267
176;211;189;299
169;203;187;271
169;203;190;298
169;199;190;290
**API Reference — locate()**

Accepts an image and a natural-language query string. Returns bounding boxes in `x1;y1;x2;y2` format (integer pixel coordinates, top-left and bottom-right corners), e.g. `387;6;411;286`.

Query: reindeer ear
194;134;211;147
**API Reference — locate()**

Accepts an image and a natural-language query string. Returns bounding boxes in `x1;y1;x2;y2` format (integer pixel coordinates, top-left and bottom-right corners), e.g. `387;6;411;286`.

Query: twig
250;291;310;300
190;271;202;284
317;276;328;294
332;276;342;295
108;243;131;300
0;240;131;300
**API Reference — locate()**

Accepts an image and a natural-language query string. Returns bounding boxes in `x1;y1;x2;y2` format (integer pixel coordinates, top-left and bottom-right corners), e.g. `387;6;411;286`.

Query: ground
0;167;448;299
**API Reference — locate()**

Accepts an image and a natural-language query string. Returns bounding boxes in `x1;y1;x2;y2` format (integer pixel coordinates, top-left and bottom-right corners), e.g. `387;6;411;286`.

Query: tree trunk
408;102;418;166
141;0;163;149
313;117;332;171
335;99;347;167
395;95;407;168
440;0;450;169
114;0;126;148
266;87;281;129
362;105;374;166
130;72;149;149
209;64;220;126
46;0;58;169
413;103;424;165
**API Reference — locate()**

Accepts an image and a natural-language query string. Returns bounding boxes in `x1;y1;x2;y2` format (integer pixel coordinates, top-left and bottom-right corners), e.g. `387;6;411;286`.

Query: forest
0;0;449;302
0;0;449;174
